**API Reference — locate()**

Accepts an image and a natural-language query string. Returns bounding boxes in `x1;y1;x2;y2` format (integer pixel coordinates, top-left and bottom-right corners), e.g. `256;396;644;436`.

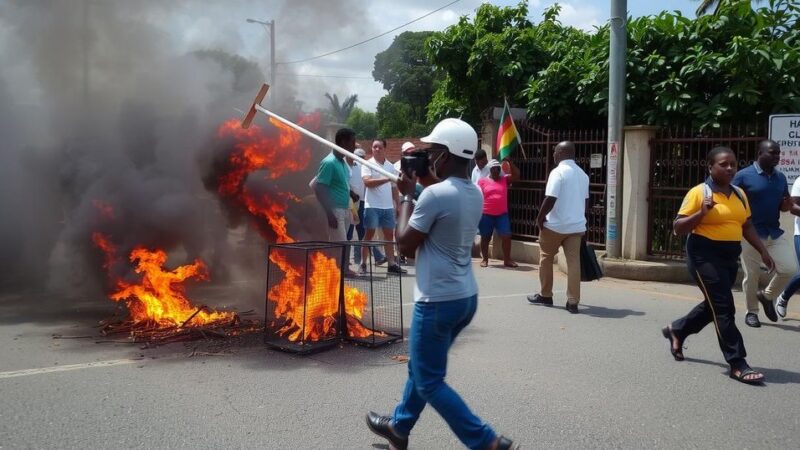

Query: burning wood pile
92;233;257;344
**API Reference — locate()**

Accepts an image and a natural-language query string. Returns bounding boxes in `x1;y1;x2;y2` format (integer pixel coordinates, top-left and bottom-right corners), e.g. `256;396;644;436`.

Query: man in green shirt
314;128;358;266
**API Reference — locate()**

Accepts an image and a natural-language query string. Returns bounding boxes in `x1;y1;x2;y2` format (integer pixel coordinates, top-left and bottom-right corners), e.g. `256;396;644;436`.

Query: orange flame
268;250;382;342
93;233;234;327
215;118;310;241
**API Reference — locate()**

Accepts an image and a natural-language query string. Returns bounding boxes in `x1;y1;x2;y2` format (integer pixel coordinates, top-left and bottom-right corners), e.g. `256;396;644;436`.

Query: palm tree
324;93;359;123
695;0;764;16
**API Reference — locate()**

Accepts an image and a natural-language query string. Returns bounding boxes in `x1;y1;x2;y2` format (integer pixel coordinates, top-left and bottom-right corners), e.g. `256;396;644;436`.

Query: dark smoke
0;0;369;303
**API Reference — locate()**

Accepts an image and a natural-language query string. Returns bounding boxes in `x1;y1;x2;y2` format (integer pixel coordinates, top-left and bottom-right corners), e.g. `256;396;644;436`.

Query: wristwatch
400;194;414;204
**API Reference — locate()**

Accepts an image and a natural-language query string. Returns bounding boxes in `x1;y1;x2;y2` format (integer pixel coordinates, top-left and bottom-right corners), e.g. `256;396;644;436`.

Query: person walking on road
663;146;775;385
772;170;800;318
527;141;589;314
732;140;795;327
366;118;518;450
477;158;520;268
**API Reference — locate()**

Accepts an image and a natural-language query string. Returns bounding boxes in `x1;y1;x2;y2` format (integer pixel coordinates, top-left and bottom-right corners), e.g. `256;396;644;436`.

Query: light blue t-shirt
408;177;483;302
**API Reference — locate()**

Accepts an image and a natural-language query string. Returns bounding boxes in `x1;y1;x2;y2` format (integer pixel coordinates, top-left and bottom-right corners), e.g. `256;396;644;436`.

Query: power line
275;73;374;80
276;0;462;65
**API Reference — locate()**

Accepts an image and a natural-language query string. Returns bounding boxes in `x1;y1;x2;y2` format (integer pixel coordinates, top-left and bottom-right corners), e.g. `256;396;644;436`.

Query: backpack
702;181;747;209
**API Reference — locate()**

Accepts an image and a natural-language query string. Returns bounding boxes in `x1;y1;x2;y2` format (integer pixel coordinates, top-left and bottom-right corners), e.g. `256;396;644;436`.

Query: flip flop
503;261;519;268
729;366;765;385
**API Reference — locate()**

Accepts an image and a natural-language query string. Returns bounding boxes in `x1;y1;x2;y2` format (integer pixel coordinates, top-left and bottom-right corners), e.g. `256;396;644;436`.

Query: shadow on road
684;357;800;385
578;304;645;319
762;322;800;333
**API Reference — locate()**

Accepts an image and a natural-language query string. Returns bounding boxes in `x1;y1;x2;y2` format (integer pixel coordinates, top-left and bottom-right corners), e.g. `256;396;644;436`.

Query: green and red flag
496;99;522;161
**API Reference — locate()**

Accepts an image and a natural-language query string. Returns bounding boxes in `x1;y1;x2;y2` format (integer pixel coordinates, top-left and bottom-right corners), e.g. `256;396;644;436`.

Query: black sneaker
527;294;553;306
496;435;520;450
566;301;579;314
387;264;407;275
365;411;408;450
358;264;367;275
399;255;408;266
756;290;778;322
745;312;761;328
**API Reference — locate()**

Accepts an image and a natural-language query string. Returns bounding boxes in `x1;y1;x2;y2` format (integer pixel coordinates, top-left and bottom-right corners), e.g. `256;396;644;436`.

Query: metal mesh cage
265;242;344;353
343;240;403;347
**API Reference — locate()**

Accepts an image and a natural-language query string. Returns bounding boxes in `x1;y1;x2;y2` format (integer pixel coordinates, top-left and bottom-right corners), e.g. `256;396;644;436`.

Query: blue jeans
347;201;384;264
783;235;800;300
392;295;496;449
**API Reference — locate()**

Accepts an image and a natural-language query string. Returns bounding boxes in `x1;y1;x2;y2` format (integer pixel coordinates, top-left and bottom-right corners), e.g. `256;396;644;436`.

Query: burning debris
266;242;402;354
210;114;318;243
91;232;254;344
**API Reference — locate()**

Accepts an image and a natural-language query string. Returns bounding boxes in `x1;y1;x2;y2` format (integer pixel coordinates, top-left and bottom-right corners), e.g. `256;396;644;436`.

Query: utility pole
605;0;626;258
269;19;275;87
246;18;276;87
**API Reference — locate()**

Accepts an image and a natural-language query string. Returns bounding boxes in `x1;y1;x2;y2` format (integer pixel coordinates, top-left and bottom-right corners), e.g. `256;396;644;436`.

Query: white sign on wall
769;114;800;183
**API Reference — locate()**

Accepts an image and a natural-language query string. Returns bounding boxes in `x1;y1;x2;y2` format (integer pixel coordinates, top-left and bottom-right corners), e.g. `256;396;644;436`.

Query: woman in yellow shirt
663;146;775;385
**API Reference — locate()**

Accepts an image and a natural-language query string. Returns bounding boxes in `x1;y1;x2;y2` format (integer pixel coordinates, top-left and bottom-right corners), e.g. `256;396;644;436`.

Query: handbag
580;238;603;282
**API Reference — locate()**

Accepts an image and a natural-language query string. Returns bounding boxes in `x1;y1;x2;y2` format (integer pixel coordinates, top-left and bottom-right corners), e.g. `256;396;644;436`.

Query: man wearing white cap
366;118;518;450
394;141;417;172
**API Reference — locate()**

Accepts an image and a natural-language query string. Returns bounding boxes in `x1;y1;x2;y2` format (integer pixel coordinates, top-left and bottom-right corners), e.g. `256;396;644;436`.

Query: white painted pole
239;83;400;182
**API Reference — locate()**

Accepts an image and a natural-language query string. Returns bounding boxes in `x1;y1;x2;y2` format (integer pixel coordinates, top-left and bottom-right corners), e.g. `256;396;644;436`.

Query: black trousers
671;234;747;366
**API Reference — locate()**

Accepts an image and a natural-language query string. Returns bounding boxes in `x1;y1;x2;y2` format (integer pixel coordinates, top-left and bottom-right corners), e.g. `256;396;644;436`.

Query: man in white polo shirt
527;141;589;314
361;139;406;275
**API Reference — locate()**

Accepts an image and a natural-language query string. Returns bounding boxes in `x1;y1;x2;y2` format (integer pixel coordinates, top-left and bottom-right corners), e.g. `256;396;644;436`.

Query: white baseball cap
354;148;366;157
401;141;416;153
486;159;501;169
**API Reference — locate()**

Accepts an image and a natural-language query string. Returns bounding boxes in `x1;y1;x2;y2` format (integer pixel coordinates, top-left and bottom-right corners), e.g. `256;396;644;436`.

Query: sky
220;0;702;112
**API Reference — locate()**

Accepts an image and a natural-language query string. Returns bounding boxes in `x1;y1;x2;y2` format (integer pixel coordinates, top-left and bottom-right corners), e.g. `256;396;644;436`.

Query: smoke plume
0;0;370;303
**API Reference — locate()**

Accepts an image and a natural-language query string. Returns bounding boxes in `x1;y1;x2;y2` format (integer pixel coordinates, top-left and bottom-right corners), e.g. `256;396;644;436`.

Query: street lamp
246;18;276;87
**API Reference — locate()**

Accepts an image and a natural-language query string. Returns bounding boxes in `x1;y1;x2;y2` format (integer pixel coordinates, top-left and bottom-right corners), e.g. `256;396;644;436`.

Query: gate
647;124;765;259
507;124;607;247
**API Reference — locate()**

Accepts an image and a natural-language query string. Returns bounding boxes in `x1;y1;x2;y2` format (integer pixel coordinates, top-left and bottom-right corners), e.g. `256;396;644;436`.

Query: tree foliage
324;93;358;123
376;97;430;138
373;31;439;137
425;0;800;130
346;107;378;139
425;2;545;125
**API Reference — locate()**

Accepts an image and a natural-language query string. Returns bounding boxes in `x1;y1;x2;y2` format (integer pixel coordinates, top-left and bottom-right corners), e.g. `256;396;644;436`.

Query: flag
496;99;522;161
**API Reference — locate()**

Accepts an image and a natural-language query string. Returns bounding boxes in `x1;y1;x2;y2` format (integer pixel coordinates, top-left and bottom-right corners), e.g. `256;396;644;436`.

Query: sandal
661;326;684;361
729;365;765;385
480;260;489;267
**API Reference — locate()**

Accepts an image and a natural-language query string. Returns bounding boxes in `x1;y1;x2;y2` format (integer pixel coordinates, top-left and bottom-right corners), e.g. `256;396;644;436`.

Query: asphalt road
1;261;799;449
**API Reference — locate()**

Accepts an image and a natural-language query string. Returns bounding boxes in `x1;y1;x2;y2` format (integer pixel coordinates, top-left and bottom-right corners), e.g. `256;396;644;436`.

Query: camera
400;151;429;178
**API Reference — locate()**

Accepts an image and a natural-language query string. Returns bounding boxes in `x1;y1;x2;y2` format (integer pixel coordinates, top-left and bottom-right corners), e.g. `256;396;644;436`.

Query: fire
268;250;382;342
214;116;315;242
93;233;234;327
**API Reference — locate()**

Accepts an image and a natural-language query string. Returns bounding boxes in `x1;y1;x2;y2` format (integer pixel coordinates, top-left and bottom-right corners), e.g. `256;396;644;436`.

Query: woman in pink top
477;158;520;268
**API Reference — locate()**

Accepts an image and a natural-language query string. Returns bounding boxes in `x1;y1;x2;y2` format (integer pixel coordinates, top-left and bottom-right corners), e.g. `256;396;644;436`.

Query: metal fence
508;124;607;247
647;124;766;259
